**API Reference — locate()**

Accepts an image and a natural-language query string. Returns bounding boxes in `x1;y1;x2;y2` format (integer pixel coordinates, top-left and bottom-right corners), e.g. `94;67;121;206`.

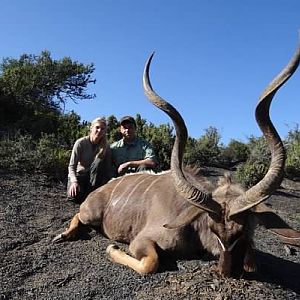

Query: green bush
184;127;221;167
234;136;270;188
285;141;300;179
35;133;70;180
284;125;300;179
235;162;269;188
0;132;70;181
0;133;37;172
219;139;249;168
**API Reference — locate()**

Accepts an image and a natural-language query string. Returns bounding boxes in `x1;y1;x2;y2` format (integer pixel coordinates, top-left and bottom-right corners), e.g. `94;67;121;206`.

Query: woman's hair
90;117;108;160
90;117;107;128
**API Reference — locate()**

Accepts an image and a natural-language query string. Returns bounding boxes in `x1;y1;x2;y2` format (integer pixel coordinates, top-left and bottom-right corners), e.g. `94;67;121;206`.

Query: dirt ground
1;168;300;300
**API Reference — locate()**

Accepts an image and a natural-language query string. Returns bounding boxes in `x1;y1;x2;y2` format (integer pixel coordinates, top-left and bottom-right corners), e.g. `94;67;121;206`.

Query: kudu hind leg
52;213;81;243
106;239;159;274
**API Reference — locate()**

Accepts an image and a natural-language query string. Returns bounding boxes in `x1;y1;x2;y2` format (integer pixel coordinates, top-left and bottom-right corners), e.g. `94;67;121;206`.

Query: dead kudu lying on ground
53;37;300;278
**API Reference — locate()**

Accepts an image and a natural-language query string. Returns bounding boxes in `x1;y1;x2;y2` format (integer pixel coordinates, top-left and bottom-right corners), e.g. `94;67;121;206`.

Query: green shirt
110;137;157;169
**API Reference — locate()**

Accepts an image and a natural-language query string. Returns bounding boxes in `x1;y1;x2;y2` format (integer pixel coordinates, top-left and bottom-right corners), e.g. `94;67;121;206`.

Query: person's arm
117;158;156;174
103;147;117;180
117;140;158;174
67;140;81;197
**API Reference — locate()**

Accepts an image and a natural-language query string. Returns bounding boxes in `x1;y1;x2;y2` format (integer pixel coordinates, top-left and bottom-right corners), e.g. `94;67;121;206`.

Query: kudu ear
163;206;203;229
253;203;300;247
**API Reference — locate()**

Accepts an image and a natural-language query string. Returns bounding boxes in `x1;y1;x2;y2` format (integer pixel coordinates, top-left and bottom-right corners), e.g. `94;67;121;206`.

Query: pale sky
1;0;299;144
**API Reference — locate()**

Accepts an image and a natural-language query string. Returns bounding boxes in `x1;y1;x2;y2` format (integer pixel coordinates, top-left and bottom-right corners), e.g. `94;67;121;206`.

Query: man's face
120;122;136;142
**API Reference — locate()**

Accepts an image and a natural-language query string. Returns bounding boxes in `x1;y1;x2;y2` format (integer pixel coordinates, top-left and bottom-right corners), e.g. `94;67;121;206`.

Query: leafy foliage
184;126;221;167
141;122;174;171
0;132;70;181
0;50;95;136
285;125;300;179
56;112;89;148
235;136;270;188
106;115;122;143
1;51;299;183
219;139;250;168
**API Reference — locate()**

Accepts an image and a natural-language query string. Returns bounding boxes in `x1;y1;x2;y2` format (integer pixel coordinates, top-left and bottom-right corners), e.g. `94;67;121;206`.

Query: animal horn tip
148;52;155;63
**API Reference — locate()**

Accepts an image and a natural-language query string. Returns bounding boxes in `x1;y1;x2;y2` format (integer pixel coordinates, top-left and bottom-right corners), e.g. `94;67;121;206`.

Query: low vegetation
1;51;299;186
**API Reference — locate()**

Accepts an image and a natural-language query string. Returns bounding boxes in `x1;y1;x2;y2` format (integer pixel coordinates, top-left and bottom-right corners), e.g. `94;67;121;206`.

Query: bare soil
1;168;300;300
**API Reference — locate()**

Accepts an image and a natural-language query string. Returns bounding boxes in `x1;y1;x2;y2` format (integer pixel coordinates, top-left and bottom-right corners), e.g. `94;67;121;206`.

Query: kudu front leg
243;244;256;273
52;213;81;243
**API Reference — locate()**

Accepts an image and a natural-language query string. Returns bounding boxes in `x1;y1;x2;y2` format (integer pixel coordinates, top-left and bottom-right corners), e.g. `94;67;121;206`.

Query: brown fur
54;171;259;277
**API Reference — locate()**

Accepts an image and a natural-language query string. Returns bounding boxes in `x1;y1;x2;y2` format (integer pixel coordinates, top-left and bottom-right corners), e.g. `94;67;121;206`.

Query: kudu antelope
53;37;300;278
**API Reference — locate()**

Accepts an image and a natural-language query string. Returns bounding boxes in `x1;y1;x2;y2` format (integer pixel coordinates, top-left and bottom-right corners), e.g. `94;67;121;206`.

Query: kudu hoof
106;244;120;256
52;233;64;243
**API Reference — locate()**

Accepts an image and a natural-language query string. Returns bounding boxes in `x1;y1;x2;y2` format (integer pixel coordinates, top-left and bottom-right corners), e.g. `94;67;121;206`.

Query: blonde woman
67;117;112;204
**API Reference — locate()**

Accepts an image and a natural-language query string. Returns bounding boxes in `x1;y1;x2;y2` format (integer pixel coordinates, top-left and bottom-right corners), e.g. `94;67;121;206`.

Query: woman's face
90;121;106;144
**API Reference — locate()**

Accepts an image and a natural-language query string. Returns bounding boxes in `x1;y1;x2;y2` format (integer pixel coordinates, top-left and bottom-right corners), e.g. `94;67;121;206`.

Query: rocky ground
0;169;299;300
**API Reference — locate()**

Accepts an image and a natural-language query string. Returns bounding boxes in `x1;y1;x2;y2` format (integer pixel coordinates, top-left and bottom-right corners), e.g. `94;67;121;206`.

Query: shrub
0;132;37;172
0;132;70;181
285;141;300;179
284;125;300;179
219;139;250;168
235;162;269;188
35;133;70;180
234;136;270;188
184;127;221;167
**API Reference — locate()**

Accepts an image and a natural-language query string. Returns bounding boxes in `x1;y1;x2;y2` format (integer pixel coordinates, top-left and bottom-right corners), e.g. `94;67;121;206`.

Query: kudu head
143;35;300;278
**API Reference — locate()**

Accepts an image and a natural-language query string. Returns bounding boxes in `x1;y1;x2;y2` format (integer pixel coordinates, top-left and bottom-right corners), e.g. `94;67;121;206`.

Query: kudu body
54;37;300;277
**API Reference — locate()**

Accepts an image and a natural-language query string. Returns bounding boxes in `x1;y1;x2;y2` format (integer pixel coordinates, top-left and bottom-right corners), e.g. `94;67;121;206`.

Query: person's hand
68;182;79;197
118;162;131;174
